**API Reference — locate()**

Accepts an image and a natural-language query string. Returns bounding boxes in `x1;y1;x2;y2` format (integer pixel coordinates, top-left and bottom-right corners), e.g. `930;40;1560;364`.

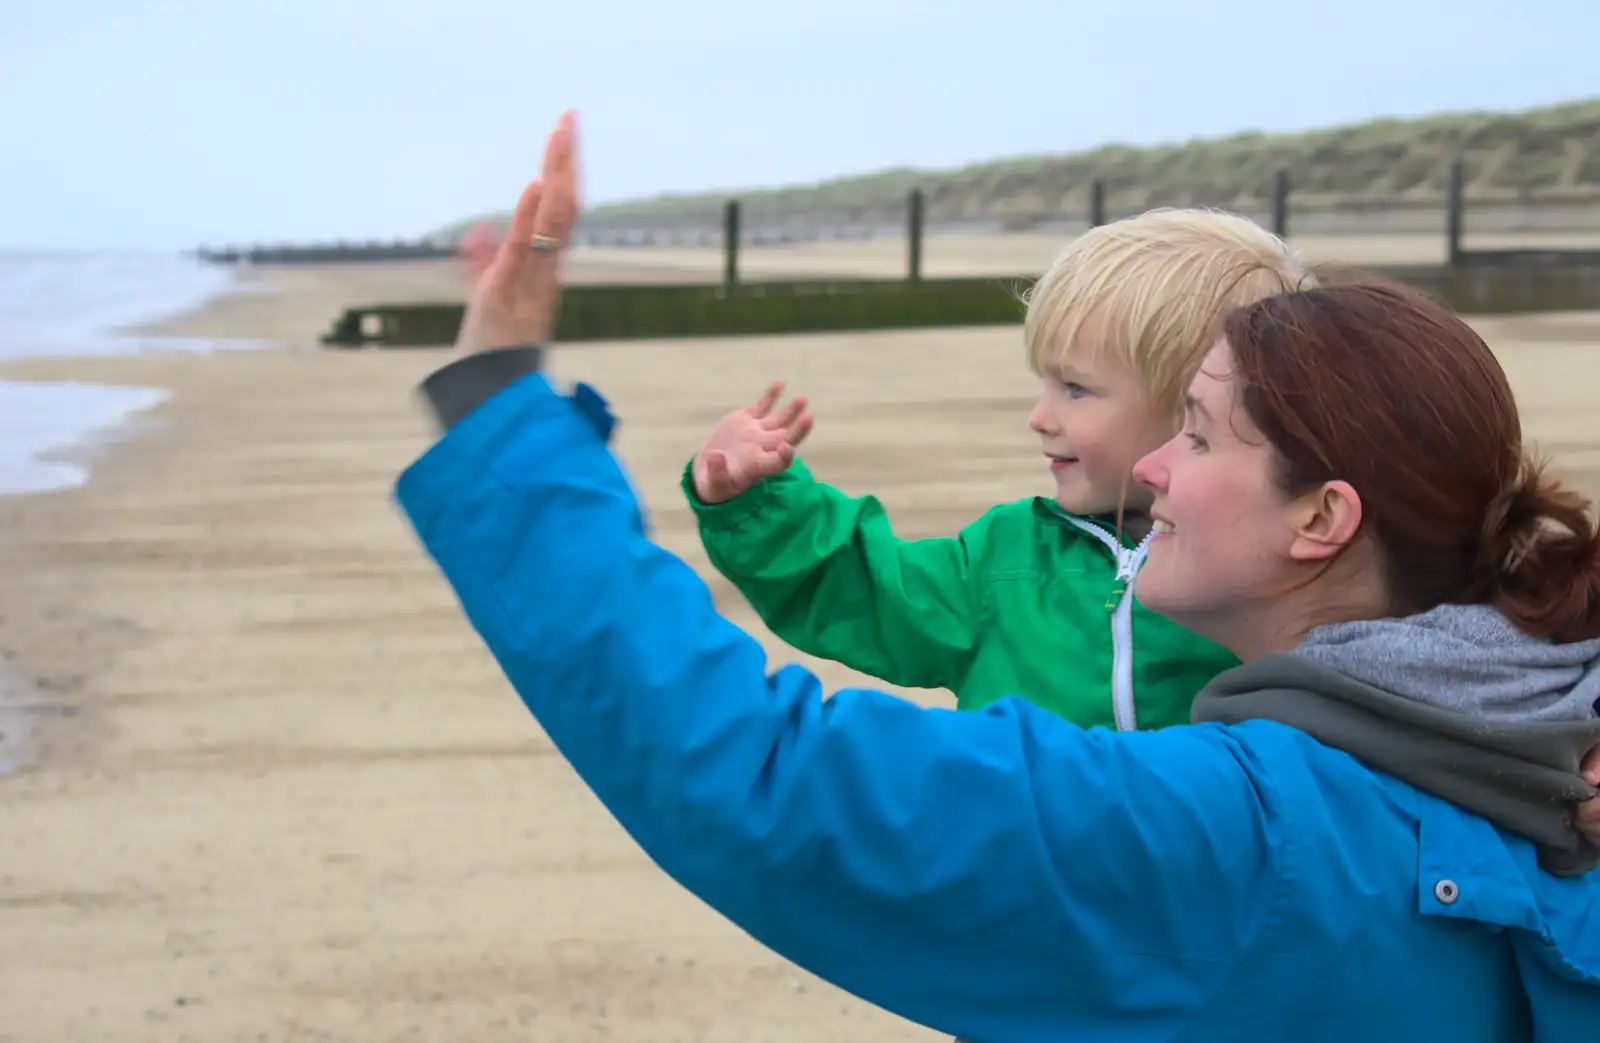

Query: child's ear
1288;480;1362;562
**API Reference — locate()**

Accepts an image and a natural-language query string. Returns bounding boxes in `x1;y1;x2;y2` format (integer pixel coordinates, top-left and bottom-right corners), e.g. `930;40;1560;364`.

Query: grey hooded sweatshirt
1192;602;1600;876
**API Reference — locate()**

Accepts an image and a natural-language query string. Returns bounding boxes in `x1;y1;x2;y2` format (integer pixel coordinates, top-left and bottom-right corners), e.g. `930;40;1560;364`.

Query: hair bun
1478;466;1545;578
1481;457;1600;642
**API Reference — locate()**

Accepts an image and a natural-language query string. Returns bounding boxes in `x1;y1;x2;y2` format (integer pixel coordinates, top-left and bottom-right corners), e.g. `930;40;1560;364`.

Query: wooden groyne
195;240;456;265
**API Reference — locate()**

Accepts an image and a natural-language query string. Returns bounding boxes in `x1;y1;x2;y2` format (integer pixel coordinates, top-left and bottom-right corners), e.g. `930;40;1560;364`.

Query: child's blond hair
1023;208;1314;406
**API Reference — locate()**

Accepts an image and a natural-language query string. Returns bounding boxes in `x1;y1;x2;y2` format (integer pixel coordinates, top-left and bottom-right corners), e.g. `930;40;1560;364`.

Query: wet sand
0;236;1596;1041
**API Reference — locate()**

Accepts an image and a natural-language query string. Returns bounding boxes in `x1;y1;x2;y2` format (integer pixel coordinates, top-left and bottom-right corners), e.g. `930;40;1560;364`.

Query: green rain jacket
684;457;1238;730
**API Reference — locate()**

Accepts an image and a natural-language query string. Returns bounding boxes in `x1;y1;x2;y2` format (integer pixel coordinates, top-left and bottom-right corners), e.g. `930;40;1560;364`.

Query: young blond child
680;209;1312;731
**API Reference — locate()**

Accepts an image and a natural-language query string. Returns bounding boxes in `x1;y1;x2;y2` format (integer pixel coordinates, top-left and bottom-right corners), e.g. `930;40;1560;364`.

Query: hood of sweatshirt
1192;603;1600;875
1294;602;1600;723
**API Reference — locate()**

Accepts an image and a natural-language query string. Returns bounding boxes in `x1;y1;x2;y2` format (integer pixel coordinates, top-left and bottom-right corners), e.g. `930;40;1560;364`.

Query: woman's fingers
449;110;577;355
1579;796;1600;845
457;220;500;279
1577;745;1600;846
490;110;577;278
498;178;546;277
532;110;581;246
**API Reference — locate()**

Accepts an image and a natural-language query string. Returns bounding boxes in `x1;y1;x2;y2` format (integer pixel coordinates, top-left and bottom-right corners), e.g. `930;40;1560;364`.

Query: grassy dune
444;98;1600;235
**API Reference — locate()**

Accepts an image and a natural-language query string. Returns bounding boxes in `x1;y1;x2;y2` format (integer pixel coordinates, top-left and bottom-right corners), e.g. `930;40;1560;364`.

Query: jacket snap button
1434;879;1460;905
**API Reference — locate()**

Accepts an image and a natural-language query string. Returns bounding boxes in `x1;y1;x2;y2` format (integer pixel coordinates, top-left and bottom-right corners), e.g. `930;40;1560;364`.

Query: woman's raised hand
454;110;582;356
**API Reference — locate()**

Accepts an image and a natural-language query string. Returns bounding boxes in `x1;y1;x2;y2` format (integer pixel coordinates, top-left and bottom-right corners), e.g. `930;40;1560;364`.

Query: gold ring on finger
530;234;563;252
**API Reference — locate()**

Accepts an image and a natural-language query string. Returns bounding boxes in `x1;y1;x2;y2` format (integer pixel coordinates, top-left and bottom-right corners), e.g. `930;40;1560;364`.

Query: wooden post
1272;170;1290;239
1089;179;1107;227
1446;158;1465;267
907;188;925;282
723;200;741;288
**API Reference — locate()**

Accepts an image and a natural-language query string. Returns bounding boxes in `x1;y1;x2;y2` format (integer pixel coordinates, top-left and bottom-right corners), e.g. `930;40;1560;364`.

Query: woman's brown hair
1221;277;1600;642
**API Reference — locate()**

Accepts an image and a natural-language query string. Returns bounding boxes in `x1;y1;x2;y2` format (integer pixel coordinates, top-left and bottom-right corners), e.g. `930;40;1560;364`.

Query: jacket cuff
417;345;546;431
679;457;781;532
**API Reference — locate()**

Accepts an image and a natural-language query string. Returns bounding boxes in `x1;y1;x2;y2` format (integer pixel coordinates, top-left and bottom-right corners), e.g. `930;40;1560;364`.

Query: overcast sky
1;0;1594;250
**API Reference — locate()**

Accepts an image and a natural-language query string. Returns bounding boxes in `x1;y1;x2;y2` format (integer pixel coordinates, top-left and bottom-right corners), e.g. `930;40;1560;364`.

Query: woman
402;114;1600;1040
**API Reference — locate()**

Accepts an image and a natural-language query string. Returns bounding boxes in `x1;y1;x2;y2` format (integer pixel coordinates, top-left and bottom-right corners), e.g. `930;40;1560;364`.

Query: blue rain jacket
394;373;1600;1043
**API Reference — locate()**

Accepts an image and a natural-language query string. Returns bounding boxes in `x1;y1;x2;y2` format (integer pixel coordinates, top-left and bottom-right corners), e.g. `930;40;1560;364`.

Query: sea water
0;250;268;495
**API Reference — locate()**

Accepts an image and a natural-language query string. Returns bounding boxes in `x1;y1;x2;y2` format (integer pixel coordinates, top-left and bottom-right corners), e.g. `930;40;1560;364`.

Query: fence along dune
204;97;1600;265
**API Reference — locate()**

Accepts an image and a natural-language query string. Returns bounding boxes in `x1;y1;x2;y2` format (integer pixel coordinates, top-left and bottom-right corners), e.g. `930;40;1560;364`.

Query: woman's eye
1184;430;1208;452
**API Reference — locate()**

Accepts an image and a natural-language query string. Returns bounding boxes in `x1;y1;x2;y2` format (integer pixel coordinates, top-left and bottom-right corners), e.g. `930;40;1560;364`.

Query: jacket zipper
1056;513;1154;731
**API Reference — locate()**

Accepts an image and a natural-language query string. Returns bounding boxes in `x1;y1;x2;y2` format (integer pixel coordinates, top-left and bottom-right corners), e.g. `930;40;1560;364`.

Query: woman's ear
1288;480;1363;563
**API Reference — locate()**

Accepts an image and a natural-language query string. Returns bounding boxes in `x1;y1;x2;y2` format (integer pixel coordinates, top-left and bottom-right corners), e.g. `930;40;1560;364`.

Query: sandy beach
2;235;1598;1041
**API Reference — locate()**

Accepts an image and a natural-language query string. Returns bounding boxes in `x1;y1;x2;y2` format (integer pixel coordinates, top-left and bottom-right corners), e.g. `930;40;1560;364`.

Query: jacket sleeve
395;375;1288;1042
683;457;991;690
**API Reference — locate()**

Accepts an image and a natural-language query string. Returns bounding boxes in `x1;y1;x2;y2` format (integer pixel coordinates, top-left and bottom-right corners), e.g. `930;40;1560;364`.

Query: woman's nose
1132;444;1168;492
